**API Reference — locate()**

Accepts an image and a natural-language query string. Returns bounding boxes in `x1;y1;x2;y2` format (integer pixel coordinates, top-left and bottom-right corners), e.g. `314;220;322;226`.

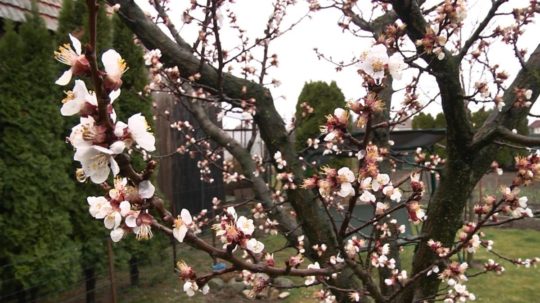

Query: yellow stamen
62;91;75;104
54;44;77;65
371;60;385;72
118;58;128;74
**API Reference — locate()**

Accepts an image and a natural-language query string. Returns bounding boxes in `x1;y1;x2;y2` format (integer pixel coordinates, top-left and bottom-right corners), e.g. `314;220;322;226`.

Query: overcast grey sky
134;0;539;126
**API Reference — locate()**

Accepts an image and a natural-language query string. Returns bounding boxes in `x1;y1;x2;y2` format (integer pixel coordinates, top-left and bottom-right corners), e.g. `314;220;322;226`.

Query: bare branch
497;127;540;147
457;0;506;61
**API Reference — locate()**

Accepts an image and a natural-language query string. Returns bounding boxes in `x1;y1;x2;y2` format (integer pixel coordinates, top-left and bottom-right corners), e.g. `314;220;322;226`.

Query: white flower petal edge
246;238;265;254
102;49;124;78
110;228;124;242
173;209;193;243
69;33;82;55
128;113;156;152
139;180;155;199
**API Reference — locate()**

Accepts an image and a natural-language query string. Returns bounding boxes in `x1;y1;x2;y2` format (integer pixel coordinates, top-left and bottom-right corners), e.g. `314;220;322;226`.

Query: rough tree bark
390;1;540;301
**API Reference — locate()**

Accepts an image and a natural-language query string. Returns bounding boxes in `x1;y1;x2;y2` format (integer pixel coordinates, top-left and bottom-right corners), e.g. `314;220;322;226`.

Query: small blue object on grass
212;262;227;272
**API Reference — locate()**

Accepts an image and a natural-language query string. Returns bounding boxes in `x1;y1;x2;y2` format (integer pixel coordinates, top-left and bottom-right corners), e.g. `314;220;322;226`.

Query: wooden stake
107;239;117;303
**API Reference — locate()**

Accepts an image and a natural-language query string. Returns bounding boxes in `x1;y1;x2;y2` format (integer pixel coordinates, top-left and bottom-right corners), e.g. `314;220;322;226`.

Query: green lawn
88;228;540;303
465;228;540;303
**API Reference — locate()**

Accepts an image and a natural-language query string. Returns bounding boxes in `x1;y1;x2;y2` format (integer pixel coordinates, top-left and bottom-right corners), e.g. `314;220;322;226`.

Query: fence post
107;239;117;303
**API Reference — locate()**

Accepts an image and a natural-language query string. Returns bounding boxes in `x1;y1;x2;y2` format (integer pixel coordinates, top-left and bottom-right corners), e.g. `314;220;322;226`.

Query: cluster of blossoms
484;259;505;275
458;223;482;254
415;27;448;60
276;172;297;190
222;160;244;183
513;152;540;186
273;151;287;169
438;262;475;303
405;173;427;224
55;34;158;242
375;218;407;239
435;0;467;27
348;93;384;128
415;147;445;171
314;289;336;303
384;269;408;286
344;236;366;259
512;87;534;108
320;108;349;143
499;187;534;218
177;261;210;297
212;207;265;253
359;172;402;204
88;178;156;241
427;239;450;257
302;166;356;200
378;22;408;49
514;257;540;268
241;271;270;298
57;38;155;183
370;243;396;269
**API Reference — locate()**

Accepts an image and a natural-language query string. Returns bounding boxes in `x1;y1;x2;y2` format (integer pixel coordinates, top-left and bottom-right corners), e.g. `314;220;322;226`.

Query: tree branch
457;0;506;61
496;127;540;147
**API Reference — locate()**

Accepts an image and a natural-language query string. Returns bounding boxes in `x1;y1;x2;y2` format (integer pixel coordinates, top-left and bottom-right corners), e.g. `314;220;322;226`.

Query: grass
465;228;540;303
54;228;539;303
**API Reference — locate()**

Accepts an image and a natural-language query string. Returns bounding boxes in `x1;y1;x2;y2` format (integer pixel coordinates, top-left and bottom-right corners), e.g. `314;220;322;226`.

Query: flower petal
174;225;188;242
55;69;73;86
90;165;110;184
110;158;120;176
110;228;124;242
101;49;122;76
119;201;131;216
139;180;155;199
125;213;138;227
60;98;82;116
109;141;126;154
181;209;192;225
109;89;121;103
69;33;82;55
114;121;128;137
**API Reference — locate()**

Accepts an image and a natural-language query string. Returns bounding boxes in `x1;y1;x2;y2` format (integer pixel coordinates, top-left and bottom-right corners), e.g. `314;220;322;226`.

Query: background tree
294;81;346;150
412;112;446;129
0;15;79;303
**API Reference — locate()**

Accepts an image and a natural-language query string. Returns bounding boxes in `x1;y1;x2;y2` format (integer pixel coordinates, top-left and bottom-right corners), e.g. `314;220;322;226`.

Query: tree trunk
84;267;96;303
129;256;139;286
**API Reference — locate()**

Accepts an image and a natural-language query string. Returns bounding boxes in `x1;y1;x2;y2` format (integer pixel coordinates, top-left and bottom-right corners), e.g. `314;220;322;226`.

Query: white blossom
75;141;125;184
305;262;320;285
246;238;265;253
102;49;127;92
87;196;111;219
337;167;356;197
138;180;155;199
173;209;193;242
110;228;124;242
54;34;88;85
237;216;255;236
358;44;405;84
